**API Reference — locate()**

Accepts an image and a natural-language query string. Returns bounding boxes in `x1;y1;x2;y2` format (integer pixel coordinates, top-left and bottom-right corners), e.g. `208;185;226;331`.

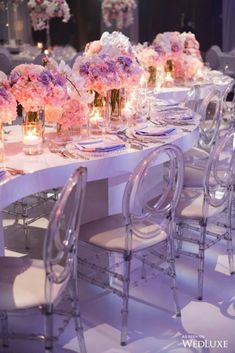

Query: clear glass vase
106;88;125;132
147;66;157;88
89;91;107;135
22;110;44;155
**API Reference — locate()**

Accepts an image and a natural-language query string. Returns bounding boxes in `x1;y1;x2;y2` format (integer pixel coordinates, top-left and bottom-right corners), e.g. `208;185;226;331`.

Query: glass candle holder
22;121;43;155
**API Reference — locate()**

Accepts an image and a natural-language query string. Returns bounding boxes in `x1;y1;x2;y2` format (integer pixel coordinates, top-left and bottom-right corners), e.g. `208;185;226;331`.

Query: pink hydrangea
0;71;17;124
9;64;68;112
58;98;88;128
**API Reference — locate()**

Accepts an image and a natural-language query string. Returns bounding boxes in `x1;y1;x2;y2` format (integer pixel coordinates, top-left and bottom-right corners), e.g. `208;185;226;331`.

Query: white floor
2;210;235;353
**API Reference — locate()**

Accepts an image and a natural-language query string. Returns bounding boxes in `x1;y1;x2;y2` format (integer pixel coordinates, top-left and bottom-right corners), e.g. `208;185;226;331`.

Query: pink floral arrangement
9;64;68;112
102;0;137;29
28;0;71;31
134;43;162;68
153;31;203;82
44;58;91;128
173;55;203;81
73;31;141;93
0;72;17;124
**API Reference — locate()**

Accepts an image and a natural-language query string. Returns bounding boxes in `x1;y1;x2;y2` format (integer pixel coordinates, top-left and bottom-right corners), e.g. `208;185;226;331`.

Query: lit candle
164;72;174;87
89;108;106;134
44;49;49;56
22;124;43;155
37;42;43;50
90;109;104;125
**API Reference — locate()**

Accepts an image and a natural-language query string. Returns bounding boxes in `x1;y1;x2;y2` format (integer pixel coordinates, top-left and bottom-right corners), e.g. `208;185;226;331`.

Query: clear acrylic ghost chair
183;89;223;187
78;144;184;346
0;167;87;353
176;129;235;300
182;84;201;112
220;82;235;132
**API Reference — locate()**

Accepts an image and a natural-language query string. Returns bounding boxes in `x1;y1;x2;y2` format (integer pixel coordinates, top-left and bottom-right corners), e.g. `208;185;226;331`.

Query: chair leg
141;254;147;279
43;304;53;352
71;280;87;353
168;228;181;317
198;223;206;301
121;253;131;346
176;225;183;258
22;205;30;250
0;311;9;348
226;190;235;274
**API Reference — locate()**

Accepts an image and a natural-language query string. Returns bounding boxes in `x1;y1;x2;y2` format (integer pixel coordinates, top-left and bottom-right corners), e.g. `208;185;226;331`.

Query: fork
2;167;26;175
117;130;148;147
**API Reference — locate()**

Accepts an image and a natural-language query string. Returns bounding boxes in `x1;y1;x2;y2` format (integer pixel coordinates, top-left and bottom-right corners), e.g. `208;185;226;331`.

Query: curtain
100;0;139;44
222;0;235;52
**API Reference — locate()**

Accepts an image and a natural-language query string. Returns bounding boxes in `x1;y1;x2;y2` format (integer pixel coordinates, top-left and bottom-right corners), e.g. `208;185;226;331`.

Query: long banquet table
0;122;200;255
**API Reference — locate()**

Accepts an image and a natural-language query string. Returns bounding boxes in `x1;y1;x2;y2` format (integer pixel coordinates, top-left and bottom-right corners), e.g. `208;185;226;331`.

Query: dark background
33;0;222;54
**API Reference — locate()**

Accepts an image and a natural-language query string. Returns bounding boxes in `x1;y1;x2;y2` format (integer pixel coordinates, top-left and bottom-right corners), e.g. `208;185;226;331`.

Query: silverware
147;117;166;127
3;167;26;175
117;130;148;147
49;146;70;158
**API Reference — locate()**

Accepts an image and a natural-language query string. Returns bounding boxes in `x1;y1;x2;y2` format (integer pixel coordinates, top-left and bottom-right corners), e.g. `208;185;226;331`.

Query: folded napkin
135;127;176;137
75;140;125;153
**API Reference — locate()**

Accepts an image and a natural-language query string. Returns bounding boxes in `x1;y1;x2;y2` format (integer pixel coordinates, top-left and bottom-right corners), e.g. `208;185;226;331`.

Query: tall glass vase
89;91;106;135
46;19;51;49
147;66;157;88
106;88;125;131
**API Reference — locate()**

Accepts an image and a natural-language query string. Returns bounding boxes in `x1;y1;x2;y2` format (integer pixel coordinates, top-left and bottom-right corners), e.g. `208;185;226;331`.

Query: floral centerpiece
44;58;91;131
153;31;203;83
134;43;163;87
102;0;137;29
0;71;17;160
28;0;71;31
9;63;68;113
73;31;141;123
73;31;141;92
0;71;17;124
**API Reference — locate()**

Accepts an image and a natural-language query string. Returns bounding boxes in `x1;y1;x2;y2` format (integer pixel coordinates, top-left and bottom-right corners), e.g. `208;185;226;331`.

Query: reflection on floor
2;212;235;353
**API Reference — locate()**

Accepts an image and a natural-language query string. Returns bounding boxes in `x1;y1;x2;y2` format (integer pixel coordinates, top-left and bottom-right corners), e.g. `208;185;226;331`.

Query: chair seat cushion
80;214;167;252
176;188;225;219
0;255;66;311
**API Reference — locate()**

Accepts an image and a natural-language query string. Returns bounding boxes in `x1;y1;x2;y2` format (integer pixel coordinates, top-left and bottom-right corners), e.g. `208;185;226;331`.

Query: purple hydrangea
0;87;9;101
118;56;132;67
38;70;53;85
9;71;20;85
53;73;66;86
79;63;90;75
154;45;165;56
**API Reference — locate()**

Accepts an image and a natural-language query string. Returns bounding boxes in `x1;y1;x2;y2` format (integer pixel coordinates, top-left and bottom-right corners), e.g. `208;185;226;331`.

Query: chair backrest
122;144;184;242
221;82;235;121
197;89;222;150
183;84;201;111
203;128;235;210
43;167;87;301
205;45;221;69
0;51;13;75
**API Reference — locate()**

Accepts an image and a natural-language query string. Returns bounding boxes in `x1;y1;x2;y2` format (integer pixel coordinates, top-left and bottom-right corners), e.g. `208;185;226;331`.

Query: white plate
66;137;127;159
127;125;178;143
